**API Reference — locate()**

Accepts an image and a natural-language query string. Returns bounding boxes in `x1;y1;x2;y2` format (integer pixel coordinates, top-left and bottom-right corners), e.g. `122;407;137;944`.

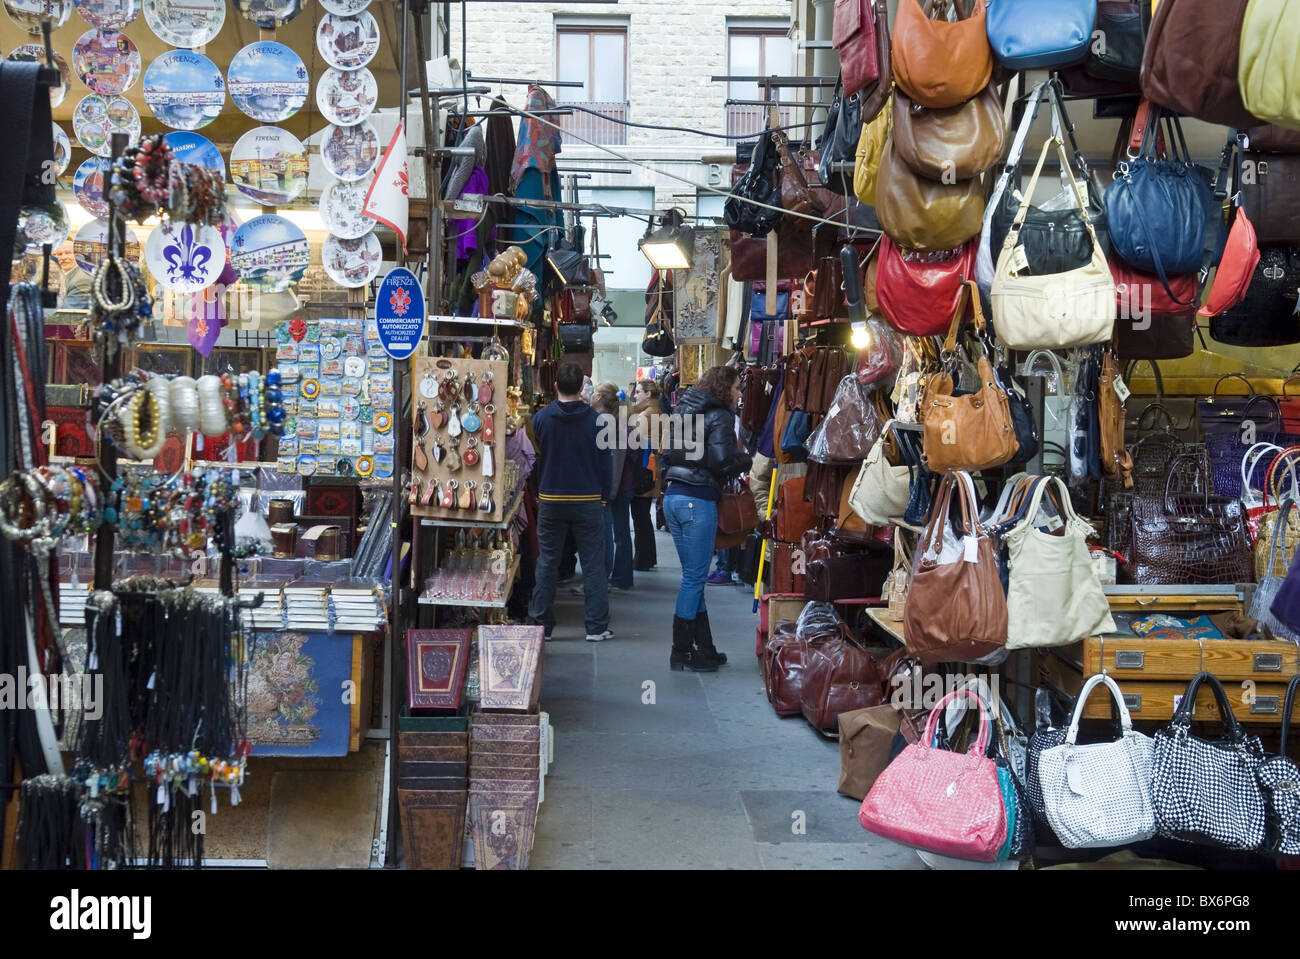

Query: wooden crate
1083;637;1300;683
1081;679;1292;724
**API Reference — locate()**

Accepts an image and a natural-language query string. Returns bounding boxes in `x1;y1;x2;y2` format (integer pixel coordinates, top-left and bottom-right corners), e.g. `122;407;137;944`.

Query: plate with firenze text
229;41;308;123
143;50;225;131
142;0;223;47
72;28;140;95
163;130;225;178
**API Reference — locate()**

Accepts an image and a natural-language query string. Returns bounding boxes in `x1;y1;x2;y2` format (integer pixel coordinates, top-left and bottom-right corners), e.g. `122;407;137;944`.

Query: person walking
592;382;635;591
526;362;614;642
629;379;660;571
660;365;752;671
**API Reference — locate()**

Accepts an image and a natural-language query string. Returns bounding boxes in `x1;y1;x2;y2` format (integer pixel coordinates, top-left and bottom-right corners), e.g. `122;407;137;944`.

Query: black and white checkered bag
1258;676;1300;854
1151;672;1268;852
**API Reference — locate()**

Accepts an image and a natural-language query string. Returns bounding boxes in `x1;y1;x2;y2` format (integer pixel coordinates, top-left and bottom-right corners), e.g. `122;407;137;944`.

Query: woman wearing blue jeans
660;366;751;672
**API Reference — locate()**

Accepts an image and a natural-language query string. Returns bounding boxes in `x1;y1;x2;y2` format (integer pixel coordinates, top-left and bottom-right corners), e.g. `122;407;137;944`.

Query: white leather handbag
1038;673;1156;849
848;424;913;528
989;136;1116;351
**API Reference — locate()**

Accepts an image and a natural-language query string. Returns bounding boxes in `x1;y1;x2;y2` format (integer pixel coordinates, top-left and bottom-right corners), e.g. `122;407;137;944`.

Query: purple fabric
451;166;490;261
506;428;536;484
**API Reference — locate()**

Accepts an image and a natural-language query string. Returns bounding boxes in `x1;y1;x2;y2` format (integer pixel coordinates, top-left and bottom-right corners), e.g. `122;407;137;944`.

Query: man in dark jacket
526;362;614;641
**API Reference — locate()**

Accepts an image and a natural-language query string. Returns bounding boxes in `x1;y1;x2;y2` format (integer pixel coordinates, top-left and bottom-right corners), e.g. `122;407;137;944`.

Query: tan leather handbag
892;0;993;110
849;424;913;527
919;282;1018;473
853;91;893;204
875;138;986;251
891;84;1006;182
1099;348;1134;489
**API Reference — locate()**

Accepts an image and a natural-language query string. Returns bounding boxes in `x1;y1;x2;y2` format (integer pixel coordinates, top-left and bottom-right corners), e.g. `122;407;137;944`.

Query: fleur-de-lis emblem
389;286;411;317
396;163;409;196
161;224;213;283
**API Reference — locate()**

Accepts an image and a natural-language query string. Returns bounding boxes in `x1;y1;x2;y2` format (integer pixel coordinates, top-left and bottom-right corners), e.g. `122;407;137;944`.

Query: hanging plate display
51;122;71;175
72;156;110;217
163;130;224;178
323;233;382;289
320;120;379;182
319;175;374;239
142;0;223;48
8;45;72;106
145;221;226;292
229;214;309;293
73;217;140;274
74;0;138;29
234;0;303;29
316;11;380;70
73;93;140;157
231;126;309;205
320;0;367;13
72;29;140;95
315;66;377;126
142;50;224;130
4;0;72;33
18;201;69;252
228;41;308;123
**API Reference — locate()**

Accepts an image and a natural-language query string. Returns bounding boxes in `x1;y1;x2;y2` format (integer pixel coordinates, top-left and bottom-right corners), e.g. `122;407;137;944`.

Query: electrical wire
544;101;823;140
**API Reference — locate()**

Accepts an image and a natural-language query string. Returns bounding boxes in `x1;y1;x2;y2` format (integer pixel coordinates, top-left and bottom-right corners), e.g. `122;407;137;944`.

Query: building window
555;26;628;146
726;27;791;138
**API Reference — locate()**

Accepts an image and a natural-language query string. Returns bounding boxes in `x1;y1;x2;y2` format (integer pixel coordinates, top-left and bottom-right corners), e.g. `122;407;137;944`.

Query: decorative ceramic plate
72;28;139;95
146;221;226;292
229;41;307;123
51;122;71;174
142;0;223;47
18;201;69;251
322;233;382;289
315;66;376;126
320;120;379;182
163;130;224;177
316;11;379;70
73;216;140;274
230;126;308;205
319;175;374;239
74;0;138;30
4;0;71;33
142;49;224;130
72;156;110;217
72;93;140;156
8;45;71;106
234;0;303;29
229;214;309;293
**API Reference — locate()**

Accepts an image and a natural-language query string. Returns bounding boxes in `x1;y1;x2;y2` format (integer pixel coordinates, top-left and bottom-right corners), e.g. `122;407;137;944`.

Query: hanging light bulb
850;320;873;351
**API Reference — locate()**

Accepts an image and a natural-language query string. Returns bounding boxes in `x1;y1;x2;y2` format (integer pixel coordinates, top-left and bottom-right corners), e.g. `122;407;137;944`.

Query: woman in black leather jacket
660;365;752;672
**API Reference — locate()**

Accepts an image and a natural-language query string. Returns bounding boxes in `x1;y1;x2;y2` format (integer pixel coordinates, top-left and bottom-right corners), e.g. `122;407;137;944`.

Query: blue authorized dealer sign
375;268;426;360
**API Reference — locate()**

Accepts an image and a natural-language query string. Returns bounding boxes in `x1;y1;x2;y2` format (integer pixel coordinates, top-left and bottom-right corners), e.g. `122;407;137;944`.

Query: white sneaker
730;572;742;584
585;629;614;642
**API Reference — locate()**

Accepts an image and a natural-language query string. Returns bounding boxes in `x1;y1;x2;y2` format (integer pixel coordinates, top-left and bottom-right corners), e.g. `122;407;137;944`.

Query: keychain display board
409;355;507;522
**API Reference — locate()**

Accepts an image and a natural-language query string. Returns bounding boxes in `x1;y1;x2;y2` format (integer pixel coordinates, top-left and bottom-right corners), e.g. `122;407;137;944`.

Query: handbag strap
1172;671;1243;741
921;471;959;557
1162;452;1212;513
1243;442;1284;501
1005;137;1098;245
1267;495;1298;574
923;686;992;757
1281;674;1300;756
1265;447;1300;507
1066;673;1135;745
1212;372;1255;399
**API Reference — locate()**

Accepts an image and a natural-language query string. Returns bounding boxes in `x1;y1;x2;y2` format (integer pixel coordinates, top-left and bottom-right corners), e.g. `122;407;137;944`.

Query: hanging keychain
422;477;440;506
479;481;494;512
464;372;475;404
463;435;480;468
459;480;475;511
478;370;494;404
442;479;457;509
433;398;447;429
409;477;421;504
481;438;493;478
448;404;462;437
433;437;446;464
420;368;439;399
461;403;481;433
482;404;495;443
445;437;462;471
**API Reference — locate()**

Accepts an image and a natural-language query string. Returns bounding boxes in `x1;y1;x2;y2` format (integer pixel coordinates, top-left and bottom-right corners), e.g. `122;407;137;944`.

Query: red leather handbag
1200;206;1261;318
875;236;975;337
1108;259;1199;313
833;0;880;98
1281;379;1300;436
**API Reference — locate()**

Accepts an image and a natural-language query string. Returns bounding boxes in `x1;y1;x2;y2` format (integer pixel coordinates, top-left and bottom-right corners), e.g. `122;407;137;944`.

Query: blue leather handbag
780;409;813;462
985;0;1096;70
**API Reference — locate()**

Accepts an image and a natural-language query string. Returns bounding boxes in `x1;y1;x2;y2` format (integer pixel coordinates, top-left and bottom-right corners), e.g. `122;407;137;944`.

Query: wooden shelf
419;485;523;530
417;557;521;610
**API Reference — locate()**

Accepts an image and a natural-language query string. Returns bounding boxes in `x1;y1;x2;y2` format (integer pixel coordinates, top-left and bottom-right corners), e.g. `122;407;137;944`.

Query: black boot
670;615;717;672
693;609;728;666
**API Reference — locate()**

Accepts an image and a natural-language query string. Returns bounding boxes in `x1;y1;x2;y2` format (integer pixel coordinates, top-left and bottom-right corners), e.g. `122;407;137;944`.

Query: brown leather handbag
775;476;817;543
891;84;1006;182
875;138;985;251
892;0;993;110
764;623;808;715
716;487;760;549
804;550;893;602
800;628;907;734
833;0;881;98
1248;124;1300;154
1238;154;1300;245
774;129;820;219
1140;0;1258;129
835;467;875;544
1099;348;1135;489
770;541;807;594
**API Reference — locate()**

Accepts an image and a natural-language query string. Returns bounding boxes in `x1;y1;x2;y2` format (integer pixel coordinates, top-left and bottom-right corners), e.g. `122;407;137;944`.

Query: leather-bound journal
406;628;473;711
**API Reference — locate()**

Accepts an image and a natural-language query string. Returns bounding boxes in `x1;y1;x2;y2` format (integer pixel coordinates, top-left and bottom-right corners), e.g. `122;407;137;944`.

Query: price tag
962;535;979;563
1113;374;1131;403
1066;760;1086;795
1045;515;1064;532
1010;245;1031;274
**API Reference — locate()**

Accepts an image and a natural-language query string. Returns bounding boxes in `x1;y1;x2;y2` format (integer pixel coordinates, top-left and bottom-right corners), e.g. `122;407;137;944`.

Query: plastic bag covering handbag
819;374;884;462
984;0;1096;70
1037;673;1156;849
1258;676;1300;854
849;424;912;528
991;137;1116;352
890;84;1006;182
724;129;782;239
1210;246;1300;348
876;236;976;337
832;0;881;98
1003;476;1116;650
891;0;993;111
1238;0;1300;132
875;138;985;252
853;91;892;205
1140;0;1258;129
1251;497;1300;642
858;688;1008;861
1150;672;1268;852
903;471;1009;665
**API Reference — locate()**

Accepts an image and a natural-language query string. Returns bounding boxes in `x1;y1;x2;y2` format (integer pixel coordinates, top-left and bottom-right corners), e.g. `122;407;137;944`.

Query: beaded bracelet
196;375;227;438
171;376;199;433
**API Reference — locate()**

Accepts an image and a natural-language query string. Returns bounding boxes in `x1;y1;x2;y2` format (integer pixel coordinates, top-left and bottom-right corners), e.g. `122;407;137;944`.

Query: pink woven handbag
858;688;1007;860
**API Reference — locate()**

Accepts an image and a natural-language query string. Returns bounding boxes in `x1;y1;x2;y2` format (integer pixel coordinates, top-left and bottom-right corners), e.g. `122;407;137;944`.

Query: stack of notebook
468;712;542;870
329;582;388;632
396;715;469;870
281;579;332;632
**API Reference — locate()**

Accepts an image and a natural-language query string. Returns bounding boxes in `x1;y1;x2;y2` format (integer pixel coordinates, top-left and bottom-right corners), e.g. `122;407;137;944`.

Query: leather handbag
890;85;1005;182
641;308;675;358
832;0;880;98
985;0;1096;70
991;137;1115;352
1079;0;1142;82
805;551;893;603
892;0;993;111
1252;498;1300;640
1037;673;1157;849
875;138;985;251
1099;349;1134;487
1151;672;1268;852
1111;262;1198;359
858;688;1008;861
770;541;807;594
997;362;1040;464
821;374;884;462
780;409;813;462
849;426;913;528
764;624;808;715
775;476;816;543
818;83;863;197
1238;154;1300;245
1248;124;1300;153
1141;0;1258;129
834;466;875;544
774;129;821;221
716;486;760;547
1258;675;1300;854
1238;0;1300;131
1197;377;1281;497
903;471;1009;665
837;705;904;800
853;91;892;205
876;236;976;337
1200;206;1261;319
557;323;593;353
1127;453;1253;585
886;529;912;621
724;128;782;238
1210;246;1300;347
1282;377;1300;435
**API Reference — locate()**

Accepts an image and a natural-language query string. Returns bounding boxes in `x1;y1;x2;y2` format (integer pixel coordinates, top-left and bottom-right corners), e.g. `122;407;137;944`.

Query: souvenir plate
163;130;224;178
320;0;366;12
74;0;138;30
73;93;139;157
146;222;226;292
18;201;69;251
229;41;307;123
323;233;382;289
73;156;110;217
229;214;309;293
142;0;223;48
72;28;139;94
4;0;71;33
320;121;379;182
316;11;379;70
234;0;303;29
8;45;71;106
142;50;224;131
52;123;71;175
231;126;308;205
315;66;376;126
319;176;374;239
73;217;140;274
